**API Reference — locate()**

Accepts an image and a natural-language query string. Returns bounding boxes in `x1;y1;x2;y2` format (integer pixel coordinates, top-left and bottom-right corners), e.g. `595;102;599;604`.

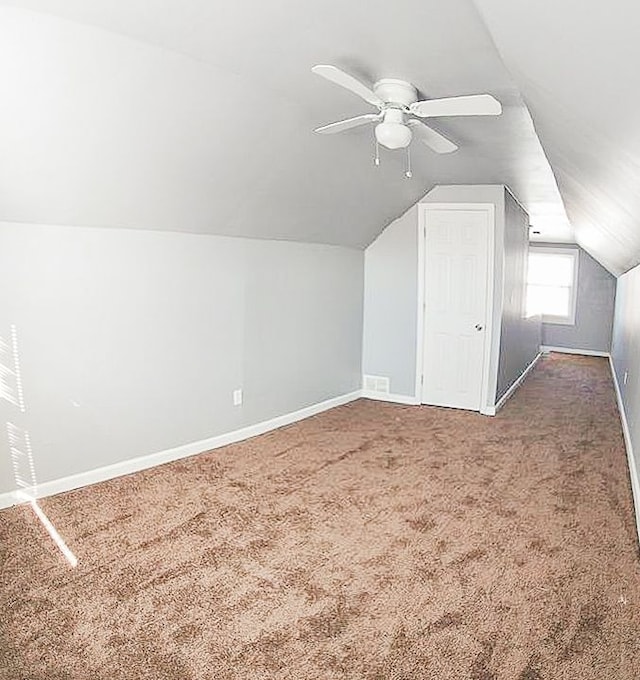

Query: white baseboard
360;390;420;406
609;356;640;545
0;490;19;510
482;352;542;417
496;352;542;414
0;390;362;510
540;345;611;358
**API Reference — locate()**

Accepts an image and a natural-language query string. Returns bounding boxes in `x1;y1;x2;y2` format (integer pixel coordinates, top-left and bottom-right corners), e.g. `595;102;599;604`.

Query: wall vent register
363;375;390;393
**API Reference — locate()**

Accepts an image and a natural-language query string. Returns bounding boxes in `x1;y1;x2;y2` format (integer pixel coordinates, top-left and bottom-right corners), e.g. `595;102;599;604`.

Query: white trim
0;390;361;509
492;352;541;415
609;356;640;545
361;391;420;405
540;345;610;358
417;203;496;414
0;490;19;510
414;215;426;401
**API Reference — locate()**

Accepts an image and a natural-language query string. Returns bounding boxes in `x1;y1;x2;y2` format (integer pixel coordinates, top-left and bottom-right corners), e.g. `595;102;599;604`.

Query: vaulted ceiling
0;0;638;275
475;0;640;275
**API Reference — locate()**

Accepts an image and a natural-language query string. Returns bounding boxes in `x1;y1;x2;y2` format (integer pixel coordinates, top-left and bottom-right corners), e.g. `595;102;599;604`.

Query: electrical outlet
624;371;629;386
233;388;243;406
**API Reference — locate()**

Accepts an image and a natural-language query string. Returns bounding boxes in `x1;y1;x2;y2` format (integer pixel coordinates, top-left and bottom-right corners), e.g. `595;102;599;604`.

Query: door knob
475;324;483;331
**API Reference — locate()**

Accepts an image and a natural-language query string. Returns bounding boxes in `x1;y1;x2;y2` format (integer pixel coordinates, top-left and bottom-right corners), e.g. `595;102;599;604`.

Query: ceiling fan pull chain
405;145;412;179
374;137;380;166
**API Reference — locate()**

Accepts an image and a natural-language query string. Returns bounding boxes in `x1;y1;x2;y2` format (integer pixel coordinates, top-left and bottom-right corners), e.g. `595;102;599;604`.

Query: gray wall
362;206;419;396
362;184;539;407
611;265;640;475
0;223;363;493
362;186;508;401
496;190;542;400
535;243;616;352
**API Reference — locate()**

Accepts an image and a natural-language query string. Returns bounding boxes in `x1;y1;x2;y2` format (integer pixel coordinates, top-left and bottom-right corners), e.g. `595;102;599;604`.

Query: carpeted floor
1;353;640;678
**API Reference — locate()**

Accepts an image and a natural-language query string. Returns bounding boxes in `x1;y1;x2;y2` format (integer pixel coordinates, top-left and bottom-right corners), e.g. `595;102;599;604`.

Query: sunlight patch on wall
0;326;25;411
7;421;36;496
3;325;78;567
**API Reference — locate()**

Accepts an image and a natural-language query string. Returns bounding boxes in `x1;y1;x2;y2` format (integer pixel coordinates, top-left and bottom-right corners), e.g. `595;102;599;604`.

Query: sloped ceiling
0;0;573;250
13;0;640;275
475;0;640;276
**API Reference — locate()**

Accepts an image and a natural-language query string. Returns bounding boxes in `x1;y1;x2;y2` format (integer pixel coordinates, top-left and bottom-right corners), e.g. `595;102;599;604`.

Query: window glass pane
526;284;571;318
528;252;574;286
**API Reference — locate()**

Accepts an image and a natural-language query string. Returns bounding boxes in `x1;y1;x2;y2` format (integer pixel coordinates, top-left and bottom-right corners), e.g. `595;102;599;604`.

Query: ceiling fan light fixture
375;121;412;149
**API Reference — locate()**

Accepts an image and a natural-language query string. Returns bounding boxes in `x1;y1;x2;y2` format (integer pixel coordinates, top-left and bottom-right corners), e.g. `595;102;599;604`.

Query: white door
422;207;490;411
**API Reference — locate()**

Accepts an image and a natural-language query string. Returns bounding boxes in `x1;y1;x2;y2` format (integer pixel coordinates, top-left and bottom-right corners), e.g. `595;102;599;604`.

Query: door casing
415;203;496;415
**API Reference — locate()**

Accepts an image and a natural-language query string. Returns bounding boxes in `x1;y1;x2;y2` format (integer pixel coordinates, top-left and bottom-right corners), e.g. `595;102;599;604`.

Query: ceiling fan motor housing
373;79;418;107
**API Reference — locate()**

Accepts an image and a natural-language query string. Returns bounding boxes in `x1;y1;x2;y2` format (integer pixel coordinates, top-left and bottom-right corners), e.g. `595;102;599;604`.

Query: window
525;247;578;325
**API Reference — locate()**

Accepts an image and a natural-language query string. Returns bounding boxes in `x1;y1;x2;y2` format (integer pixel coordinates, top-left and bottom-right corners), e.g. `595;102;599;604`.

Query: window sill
541;316;576;326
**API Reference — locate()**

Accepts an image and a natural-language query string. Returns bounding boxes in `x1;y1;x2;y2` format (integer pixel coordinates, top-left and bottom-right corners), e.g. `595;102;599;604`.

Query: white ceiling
4;1;630;268
475;0;640;275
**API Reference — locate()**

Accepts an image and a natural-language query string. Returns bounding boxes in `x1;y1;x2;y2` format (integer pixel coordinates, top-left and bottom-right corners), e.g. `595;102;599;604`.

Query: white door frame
415;203;496;415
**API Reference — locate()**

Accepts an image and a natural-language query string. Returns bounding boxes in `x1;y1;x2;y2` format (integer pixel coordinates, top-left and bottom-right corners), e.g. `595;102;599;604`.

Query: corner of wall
362;205;420;398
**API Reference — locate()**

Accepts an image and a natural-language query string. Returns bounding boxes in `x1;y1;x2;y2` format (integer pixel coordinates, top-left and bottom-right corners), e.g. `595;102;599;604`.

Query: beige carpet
1;353;640;678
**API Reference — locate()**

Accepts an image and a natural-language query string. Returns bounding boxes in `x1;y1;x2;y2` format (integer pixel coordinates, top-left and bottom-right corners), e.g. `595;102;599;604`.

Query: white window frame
527;246;579;326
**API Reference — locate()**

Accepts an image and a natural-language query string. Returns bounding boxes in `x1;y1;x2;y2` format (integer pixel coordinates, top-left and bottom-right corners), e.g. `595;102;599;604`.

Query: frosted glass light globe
375;122;412;149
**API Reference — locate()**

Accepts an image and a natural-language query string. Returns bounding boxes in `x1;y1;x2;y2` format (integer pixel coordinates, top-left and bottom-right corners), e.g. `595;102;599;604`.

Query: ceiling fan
312;64;502;155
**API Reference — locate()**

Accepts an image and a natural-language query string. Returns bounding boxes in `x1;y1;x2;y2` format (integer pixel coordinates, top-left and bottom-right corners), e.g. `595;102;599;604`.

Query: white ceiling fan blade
314;113;381;134
312;65;383;108
407;120;458;154
410;94;502;118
